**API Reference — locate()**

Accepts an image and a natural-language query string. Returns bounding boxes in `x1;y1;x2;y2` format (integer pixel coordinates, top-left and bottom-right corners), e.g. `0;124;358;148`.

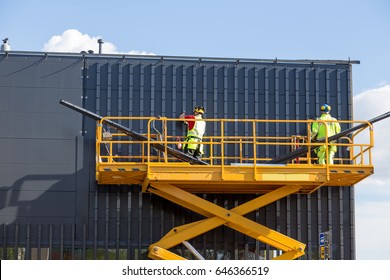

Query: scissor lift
94;117;374;260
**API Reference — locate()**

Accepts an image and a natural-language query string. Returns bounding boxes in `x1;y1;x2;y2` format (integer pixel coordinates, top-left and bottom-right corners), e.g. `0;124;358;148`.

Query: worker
179;106;206;160
311;104;341;164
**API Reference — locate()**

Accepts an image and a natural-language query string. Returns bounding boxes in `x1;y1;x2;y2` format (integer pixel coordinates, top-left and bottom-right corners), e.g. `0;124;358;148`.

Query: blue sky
1;0;390;260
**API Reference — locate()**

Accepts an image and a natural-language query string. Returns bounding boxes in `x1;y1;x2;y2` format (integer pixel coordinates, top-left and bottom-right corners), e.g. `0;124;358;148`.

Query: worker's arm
179;111;190;125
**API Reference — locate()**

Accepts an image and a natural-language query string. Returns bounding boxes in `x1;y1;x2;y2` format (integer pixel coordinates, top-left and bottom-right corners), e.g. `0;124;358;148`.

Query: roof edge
0;50;360;65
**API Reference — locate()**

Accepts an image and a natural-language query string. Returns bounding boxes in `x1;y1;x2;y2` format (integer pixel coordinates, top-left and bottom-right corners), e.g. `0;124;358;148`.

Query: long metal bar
59;99;208;165
267;110;390;164
182;241;205;260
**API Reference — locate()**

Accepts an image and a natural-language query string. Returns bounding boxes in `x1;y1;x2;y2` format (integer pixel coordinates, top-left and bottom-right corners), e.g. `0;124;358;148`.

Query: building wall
0;51;356;259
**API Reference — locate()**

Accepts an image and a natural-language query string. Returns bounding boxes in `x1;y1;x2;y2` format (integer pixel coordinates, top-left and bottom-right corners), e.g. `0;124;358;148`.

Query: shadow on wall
0;172;81;225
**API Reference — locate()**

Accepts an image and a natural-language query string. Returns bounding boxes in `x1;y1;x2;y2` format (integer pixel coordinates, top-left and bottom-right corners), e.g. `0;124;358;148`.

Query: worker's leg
316;146;326;164
327;151;333;164
193;148;202;160
185;139;202;159
182;143;189;154
192;143;204;160
183;139;196;155
186;148;195;157
328;146;337;164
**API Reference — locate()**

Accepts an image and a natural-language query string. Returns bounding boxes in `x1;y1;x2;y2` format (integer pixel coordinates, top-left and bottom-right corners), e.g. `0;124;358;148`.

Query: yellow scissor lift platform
95;117;374;260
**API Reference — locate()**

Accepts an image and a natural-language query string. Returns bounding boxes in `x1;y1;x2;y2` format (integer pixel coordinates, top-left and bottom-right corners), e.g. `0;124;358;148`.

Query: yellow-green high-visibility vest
312;113;341;140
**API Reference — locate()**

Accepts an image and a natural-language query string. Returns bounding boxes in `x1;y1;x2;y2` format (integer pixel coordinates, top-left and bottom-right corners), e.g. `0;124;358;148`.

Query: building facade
0;51;358;259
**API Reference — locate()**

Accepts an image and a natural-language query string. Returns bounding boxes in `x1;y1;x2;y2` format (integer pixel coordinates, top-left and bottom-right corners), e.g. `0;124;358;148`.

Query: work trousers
315;145;337;164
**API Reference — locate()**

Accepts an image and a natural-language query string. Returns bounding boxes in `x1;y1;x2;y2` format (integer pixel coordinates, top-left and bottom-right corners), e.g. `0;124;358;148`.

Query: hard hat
194;106;205;114
320;104;331;113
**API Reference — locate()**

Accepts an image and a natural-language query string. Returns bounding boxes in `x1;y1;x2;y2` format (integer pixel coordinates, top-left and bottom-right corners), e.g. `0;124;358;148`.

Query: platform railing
96;117;374;168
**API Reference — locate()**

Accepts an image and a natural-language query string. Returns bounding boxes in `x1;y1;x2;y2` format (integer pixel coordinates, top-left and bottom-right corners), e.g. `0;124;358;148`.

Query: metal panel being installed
0;51;358;260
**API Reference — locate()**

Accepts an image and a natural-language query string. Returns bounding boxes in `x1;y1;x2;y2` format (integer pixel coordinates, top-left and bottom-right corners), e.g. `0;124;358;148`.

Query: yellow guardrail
95;117;374;167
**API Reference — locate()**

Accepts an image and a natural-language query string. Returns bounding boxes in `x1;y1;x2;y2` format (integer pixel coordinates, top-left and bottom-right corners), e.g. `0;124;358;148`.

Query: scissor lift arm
146;182;306;260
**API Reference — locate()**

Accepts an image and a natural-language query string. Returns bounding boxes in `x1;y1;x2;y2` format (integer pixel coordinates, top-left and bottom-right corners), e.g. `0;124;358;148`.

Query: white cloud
355;200;390;259
42;29;155;55
354;84;390;259
354;85;390;119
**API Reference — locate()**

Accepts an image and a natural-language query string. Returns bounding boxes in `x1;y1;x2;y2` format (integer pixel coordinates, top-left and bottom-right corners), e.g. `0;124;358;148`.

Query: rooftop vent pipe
1;38;10;51
97;39;104;54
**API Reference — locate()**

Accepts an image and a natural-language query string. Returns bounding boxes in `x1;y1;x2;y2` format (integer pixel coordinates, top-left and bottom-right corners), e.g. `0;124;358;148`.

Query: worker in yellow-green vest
311;104;341;164
179;106;206;160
